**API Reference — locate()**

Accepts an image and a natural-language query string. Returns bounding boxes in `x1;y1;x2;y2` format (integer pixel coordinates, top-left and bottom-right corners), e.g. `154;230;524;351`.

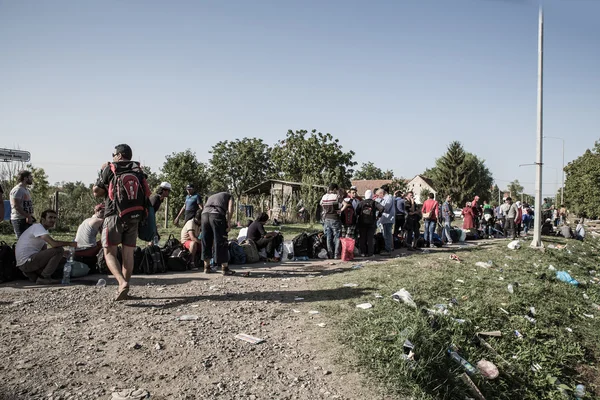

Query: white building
405;175;437;204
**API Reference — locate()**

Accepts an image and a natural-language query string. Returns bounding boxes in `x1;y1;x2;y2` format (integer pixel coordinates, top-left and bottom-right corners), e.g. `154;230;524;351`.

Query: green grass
317;237;600;399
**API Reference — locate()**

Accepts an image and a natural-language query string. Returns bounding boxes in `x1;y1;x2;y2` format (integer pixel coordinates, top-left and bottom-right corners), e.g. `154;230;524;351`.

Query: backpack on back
108;162;150;223
360;200;376;225
342;204;355;226
0;242;22;283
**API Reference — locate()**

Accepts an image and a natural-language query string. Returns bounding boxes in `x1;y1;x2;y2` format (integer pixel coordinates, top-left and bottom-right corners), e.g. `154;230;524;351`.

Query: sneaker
36;277;60;285
447;241;453;245
360;253;367;257
221;269;236;276
24;271;39;283
429;244;435;248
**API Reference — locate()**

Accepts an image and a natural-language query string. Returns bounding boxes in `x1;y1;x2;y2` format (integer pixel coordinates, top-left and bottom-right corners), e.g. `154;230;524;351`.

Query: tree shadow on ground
124;286;377;310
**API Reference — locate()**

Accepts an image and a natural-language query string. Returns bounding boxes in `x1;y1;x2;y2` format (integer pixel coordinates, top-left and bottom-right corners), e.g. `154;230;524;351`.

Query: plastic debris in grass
556;271;579;286
475;261;492;269
450;254;461;262
351;264;363;270
477;359;499;380
448;346;477;376
343;283;358;287
392;288;417;308
477;331;502;337
308;310;320;315
235;334;265;344
356;303;373;309
316;323;326;328
177;315;199;321
507;240;521;250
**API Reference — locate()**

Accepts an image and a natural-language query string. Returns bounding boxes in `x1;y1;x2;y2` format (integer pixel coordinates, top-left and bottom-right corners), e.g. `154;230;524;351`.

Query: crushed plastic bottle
507;284;514;294
96;278;107;288
448;349;477;376
575;384;585;399
548;265;556;272
556;271;579;286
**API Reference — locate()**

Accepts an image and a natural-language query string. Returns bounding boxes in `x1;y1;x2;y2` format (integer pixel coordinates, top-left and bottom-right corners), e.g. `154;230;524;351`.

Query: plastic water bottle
96;278;107;288
507;284;514;294
448;350;477;376
152;235;160;246
62;247;74;285
575;384;585;399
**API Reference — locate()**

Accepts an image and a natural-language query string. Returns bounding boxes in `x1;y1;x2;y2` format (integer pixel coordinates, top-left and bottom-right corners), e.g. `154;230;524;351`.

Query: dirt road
0;259;389;400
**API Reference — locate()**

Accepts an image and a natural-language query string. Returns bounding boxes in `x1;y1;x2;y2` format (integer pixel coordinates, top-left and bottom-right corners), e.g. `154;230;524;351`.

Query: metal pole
561;139;564;205
532;7;544;248
164;197;169;229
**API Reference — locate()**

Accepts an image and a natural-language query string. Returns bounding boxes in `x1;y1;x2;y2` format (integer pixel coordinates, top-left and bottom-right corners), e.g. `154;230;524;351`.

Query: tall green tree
353;162;392;180
564;140;600;218
507;180;524;199
142;166;160;192
160;149;210;219
208;138;272;222
27;164;52;216
425;141;493;206
271;129;356;187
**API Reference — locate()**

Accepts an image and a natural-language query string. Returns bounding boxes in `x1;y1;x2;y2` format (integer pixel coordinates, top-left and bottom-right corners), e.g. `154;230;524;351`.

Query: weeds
320;237;600;399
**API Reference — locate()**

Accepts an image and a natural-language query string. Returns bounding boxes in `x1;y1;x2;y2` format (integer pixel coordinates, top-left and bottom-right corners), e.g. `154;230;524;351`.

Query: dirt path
0;258;393;400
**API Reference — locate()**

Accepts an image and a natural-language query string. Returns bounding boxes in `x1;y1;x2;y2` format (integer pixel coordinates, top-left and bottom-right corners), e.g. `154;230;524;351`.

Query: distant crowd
1;143;586;299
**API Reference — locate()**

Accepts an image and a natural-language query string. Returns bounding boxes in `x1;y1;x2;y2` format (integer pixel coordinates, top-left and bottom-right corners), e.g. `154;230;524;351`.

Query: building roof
244;179;327;195
351;179;393;197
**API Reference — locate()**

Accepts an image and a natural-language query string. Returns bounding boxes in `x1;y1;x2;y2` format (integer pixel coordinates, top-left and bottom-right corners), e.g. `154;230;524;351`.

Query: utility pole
532;6;544;249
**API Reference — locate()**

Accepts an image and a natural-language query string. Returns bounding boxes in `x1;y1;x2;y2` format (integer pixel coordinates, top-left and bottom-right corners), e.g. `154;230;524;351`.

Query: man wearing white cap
150;182;172;214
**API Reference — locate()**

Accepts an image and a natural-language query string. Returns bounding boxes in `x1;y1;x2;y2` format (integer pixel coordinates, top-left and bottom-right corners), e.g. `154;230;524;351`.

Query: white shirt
15;223;49;266
237;227;248;243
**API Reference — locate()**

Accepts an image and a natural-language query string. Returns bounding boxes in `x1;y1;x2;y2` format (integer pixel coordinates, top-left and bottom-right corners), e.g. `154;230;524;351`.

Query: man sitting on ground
15;209;77;284
180;209;202;268
247;212;283;261
74;204;105;259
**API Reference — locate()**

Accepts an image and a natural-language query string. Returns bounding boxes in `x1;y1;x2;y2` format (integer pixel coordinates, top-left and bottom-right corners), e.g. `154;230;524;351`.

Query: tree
142;166;160;192
271;129;356;187
507;180;524;199
353;162;387;180
26;164;52;217
425;141;494;207
564;140;600;218
56;181;97;229
208;138;272;223
160;149;210;219
299;175;326;225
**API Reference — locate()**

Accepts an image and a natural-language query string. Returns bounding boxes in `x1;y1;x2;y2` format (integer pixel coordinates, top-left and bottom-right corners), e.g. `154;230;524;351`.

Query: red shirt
422;199;439;220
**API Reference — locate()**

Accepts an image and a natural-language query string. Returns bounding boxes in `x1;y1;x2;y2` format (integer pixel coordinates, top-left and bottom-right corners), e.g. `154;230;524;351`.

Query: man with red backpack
93;144;151;301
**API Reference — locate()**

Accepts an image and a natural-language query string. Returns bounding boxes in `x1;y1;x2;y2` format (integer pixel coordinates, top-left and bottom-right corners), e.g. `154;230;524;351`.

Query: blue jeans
424;219;436;243
382;223;393;252
323;219;342;258
442;218;452;242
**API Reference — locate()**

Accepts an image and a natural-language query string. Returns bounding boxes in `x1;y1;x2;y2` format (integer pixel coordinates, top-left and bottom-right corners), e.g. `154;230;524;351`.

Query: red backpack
108;162;150;222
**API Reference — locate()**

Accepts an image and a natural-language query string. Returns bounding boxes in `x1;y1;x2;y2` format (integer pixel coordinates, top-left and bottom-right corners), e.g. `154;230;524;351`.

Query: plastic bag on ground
507;240;521;250
392;288;417;308
70;261;90;278
282;241;294;261
556;271;579;286
317;248;328;259
340;237;355;261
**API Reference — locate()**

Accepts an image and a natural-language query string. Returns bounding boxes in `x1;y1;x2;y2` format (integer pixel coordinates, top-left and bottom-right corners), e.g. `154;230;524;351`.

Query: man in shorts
93;144;150;300
180;209;202;268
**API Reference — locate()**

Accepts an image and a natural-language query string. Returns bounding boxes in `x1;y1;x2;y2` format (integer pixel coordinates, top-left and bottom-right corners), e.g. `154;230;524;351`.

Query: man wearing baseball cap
174;183;203;227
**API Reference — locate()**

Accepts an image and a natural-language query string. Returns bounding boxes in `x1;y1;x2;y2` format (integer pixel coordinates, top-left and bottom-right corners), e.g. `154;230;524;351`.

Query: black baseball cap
186;184;195;189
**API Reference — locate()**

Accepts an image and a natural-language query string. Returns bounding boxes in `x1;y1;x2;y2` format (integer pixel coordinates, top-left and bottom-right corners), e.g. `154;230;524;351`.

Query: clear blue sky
1;0;598;197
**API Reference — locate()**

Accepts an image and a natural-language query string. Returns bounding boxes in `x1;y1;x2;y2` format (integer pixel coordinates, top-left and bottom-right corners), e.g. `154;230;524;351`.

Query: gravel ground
0;259;389;400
